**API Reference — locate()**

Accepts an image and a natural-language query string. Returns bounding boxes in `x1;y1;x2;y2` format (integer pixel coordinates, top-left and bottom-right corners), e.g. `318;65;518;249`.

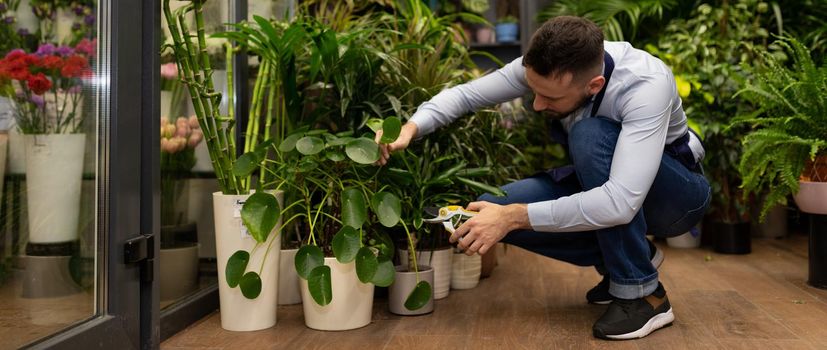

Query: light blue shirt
409;41;705;232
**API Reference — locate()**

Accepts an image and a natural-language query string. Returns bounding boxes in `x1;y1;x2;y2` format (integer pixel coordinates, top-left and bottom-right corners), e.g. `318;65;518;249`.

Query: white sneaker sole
605;307;674;340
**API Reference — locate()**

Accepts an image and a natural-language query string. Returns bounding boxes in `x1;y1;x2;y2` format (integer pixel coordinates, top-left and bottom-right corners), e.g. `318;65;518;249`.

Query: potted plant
494;15;518;43
733;37;827;287
163;1;288;331
159;115;203;302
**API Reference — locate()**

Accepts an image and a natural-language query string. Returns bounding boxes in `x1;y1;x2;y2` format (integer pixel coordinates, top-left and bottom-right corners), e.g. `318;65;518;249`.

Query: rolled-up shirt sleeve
527;73;674;232
409;57;531;136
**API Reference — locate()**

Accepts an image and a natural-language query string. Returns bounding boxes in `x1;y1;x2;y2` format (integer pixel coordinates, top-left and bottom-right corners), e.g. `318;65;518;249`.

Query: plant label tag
233;200;244;218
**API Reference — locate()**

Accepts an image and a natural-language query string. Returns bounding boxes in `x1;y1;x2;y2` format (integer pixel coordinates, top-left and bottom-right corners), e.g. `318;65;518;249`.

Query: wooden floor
163;235;827;349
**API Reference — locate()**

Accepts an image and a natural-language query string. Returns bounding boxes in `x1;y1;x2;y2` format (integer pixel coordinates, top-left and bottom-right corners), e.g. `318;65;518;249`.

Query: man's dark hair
523;16;604;81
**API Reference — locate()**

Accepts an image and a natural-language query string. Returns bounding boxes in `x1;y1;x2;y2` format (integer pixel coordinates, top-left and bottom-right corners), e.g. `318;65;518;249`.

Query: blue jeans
479;117;711;299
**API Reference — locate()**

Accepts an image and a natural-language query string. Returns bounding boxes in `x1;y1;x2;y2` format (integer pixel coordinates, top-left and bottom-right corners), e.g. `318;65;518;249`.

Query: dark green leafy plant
537;0;677;42
732;37;827;219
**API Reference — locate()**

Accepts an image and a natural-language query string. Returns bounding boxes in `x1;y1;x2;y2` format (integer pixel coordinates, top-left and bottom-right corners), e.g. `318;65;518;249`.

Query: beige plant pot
213;191;282;332
399;247;453;299
278;248;302;305
451;252;481;289
25;134;86;244
160;243;200;302
794;180;827;215
666;231;701;249
300;257;374;331
389;265;434;315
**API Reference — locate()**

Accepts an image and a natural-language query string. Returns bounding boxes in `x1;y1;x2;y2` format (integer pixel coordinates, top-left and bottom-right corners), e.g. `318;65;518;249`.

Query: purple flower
3;16;14;24
17;28;29;36
56;45;74;56
67;85;82;94
36;43;56;56
84;14;94;25
0;3;7;12
73;5;84;16
30;95;45;109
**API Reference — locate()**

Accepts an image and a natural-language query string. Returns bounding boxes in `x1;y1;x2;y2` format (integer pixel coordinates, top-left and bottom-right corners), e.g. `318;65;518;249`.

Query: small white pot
300;257;374;331
213;191;282;332
451;252;481;289
399;247;453;299
25;134;86;244
278;248;302;305
666;231;701;249
794;181;827;215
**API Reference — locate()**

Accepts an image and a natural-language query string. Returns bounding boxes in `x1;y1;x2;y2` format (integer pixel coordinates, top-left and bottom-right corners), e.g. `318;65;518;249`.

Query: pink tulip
188;115;200;129
175;123;190;138
161;116;169;126
171;136;187;153
160;63;178;79
160;138;172;153
188;129;203;148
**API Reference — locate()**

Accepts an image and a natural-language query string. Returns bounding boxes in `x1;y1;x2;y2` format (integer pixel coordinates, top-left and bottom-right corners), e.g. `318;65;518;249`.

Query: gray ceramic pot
389;265;434;315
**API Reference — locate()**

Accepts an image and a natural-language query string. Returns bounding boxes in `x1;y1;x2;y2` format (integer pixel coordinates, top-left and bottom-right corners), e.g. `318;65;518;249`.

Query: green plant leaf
297;158;319;172
225;250;249;288
296;136;325;155
241;192;281;243
345;138;380;164
326;150;345;162
307;265;332;306
365;118;384;133
295;245;324;279
370;256;394;287
331;226;360;263
279;132;303;152
327;136;354;147
232;152;260;177
371;192;401;227
380;117;402;144
456;176;506;197
355;247;378;283
404;281;432;311
341;187;367;228
239;271;262;299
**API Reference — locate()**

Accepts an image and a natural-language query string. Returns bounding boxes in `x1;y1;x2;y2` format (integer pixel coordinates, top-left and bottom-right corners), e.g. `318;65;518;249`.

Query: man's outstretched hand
374;122;418;166
451;201;530;256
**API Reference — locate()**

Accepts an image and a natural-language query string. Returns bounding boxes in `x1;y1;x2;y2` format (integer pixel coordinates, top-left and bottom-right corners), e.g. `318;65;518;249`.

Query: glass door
0;0;159;348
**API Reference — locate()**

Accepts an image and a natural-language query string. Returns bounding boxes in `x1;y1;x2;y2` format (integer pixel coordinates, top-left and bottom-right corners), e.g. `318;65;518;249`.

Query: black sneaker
586;240;664;305
592;282;674;340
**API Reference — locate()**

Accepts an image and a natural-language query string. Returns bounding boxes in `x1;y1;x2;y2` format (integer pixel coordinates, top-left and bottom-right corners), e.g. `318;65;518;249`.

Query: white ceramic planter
794;181;827;215
666;231;701;249
451;253;481;289
399;247;453;299
213;191;282;332
300;257;374;331
160;243;200;302
389;265;434;315
278;248;302;305
8;127;26;174
25;134;86;244
54;8;75;44
15;0;40;33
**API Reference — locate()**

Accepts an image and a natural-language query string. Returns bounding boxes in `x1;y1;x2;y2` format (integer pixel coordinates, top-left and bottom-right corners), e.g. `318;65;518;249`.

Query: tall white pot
213;191;282;332
300;257;374;331
451;252;481;289
25;134;86;244
399;247;453;299
278;248;302;305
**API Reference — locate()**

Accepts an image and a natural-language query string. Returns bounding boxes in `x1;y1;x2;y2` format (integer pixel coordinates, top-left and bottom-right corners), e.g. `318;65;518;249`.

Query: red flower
38;55;64;70
5;60;31;81
26;73;52;95
60;55;88;78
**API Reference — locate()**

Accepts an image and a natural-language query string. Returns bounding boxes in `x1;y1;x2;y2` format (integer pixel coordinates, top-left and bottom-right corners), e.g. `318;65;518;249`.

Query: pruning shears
423;205;478;234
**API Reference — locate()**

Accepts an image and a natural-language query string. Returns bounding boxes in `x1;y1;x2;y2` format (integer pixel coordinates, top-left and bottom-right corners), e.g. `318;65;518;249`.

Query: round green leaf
307;265;332;306
341;187;367;228
371;192;401;228
355;247;378;283
370;256;394;287
297;157;319;172
241;192;281;243
345;138;380;164
232;152;260;177
404;281;432;311
326;150;345;162
296;136;325;155
331;226;360;263
380;117;402;144
327;136;354;147
225;250;249;288
279;132;303;152
239;271;262;299
295;245;324;279
365;118;384;133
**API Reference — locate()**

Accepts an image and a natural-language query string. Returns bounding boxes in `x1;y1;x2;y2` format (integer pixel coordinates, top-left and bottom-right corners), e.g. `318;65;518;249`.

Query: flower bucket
25;134;86;244
213;191;282;332
300;257;374;331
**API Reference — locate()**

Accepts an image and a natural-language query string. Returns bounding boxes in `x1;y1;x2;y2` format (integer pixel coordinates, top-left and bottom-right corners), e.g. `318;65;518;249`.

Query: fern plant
733;37;827;219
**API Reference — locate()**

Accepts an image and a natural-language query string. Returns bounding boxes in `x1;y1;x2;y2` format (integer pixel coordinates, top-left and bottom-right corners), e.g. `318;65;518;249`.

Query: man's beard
542;93;592;120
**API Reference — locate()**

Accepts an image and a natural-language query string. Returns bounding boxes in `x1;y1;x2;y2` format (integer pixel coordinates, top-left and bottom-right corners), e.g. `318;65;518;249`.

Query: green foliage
733;37;827;219
774;0;827;61
537;0;677;42
647;0;780;222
